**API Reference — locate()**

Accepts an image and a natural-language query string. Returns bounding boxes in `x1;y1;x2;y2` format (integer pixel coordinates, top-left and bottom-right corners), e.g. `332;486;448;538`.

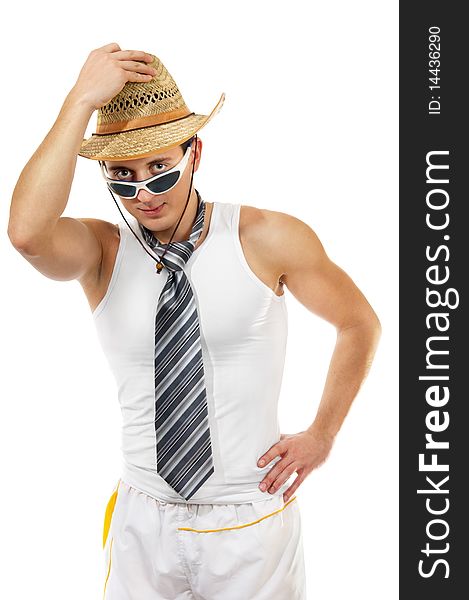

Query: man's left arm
254;209;382;501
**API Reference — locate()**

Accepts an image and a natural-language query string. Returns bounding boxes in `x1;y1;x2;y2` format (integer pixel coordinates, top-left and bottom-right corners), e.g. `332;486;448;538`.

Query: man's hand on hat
70;42;157;111
257;428;335;502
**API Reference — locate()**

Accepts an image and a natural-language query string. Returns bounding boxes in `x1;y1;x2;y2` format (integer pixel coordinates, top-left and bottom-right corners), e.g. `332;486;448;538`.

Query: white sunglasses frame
98;143;193;199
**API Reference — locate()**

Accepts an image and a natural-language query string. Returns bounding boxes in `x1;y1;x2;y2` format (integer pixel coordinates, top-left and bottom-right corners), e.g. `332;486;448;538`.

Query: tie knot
138;192;206;272
154;239;196;272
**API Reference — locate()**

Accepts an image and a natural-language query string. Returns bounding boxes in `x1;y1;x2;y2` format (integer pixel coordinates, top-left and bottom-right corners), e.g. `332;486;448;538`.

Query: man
8;42;381;599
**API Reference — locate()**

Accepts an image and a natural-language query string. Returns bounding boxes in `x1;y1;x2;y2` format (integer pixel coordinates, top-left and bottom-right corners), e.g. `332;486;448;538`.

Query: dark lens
147;171;179;194
109;182;137;197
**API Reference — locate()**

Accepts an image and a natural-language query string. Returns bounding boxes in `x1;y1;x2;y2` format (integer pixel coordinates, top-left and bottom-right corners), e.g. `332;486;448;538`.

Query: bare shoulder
75;217;120;284
239;204;325;276
75;217;120;242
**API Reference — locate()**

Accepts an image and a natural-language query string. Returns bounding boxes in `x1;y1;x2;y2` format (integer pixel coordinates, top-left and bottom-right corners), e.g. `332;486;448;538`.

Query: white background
1;1;398;598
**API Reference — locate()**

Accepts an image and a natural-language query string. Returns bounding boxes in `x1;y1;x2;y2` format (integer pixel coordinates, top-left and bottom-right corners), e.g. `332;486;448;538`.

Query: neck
145;187;201;244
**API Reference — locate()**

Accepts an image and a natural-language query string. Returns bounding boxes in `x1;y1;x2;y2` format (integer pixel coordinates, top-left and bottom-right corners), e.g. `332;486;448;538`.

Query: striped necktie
138;191;215;501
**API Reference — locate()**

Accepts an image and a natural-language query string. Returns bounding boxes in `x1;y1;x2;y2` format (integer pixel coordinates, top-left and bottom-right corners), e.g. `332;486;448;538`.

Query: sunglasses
98;143;193;199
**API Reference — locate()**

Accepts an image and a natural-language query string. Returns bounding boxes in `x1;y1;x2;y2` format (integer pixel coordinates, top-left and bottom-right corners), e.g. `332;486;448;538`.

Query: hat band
95;106;193;134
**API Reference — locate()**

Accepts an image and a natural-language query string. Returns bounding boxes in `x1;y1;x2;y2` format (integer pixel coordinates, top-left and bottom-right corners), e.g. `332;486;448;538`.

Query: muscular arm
256;208;382;441
7;45;155;284
7;89;103;282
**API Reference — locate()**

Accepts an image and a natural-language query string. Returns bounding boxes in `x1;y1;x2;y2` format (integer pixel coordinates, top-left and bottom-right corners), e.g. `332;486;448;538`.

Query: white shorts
102;478;307;599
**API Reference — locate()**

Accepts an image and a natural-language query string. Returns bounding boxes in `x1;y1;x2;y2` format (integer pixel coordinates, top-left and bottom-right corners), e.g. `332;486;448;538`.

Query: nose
136;189;156;203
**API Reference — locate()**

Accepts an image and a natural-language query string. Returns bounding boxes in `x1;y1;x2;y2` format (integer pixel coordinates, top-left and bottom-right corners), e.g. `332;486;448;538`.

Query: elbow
6;224;26;251
7;227;41;256
364;311;382;357
338;307;382;342
362;308;382;344
7;212;28;251
369;308;382;337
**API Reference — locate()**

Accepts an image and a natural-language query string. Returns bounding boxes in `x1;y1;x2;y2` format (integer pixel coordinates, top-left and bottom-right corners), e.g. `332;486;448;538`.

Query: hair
180;135;196;154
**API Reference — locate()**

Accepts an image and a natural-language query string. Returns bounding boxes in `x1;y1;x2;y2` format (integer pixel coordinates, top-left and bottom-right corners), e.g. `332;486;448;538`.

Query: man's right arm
7;89;102;281
6;43;156;282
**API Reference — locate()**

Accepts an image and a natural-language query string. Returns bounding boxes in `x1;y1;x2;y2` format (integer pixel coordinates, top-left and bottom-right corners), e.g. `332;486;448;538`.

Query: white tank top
92;200;290;504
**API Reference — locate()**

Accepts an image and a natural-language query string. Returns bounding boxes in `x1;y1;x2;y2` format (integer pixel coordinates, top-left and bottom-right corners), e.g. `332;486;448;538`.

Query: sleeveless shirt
92;201;290;504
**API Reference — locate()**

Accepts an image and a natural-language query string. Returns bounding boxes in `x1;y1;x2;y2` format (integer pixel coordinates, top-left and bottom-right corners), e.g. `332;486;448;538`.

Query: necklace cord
159;133;198;260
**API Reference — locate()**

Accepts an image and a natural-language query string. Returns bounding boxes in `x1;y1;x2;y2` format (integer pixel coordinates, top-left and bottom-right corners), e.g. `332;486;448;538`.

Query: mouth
139;203;165;214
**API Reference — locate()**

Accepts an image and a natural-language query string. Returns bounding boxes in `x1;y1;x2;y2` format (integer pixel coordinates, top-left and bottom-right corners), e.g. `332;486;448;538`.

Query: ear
193;136;203;171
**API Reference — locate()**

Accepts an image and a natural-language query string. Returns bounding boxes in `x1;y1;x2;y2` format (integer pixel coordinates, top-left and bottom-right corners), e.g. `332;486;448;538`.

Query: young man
8;43;381;599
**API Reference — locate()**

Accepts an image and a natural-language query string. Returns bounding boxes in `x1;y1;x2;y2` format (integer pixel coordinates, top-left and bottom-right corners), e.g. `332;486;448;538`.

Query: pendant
156;262;164;274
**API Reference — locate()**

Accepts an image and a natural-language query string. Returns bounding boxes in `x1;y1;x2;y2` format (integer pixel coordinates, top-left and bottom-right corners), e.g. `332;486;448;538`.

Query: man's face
103;138;201;229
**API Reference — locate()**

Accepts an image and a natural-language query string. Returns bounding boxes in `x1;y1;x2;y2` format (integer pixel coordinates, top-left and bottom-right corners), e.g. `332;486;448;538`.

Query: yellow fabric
103;537;114;599
177;495;297;533
103;481;120;549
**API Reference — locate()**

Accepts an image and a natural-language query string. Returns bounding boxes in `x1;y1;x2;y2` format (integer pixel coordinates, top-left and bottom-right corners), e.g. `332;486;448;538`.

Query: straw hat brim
78;92;225;161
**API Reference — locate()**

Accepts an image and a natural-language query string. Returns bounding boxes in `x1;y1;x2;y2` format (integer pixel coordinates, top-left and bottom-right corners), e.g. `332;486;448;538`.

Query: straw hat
78;53;225;161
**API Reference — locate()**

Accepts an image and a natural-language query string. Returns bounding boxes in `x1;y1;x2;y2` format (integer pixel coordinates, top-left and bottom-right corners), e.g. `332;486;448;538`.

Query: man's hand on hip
257;429;335;502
